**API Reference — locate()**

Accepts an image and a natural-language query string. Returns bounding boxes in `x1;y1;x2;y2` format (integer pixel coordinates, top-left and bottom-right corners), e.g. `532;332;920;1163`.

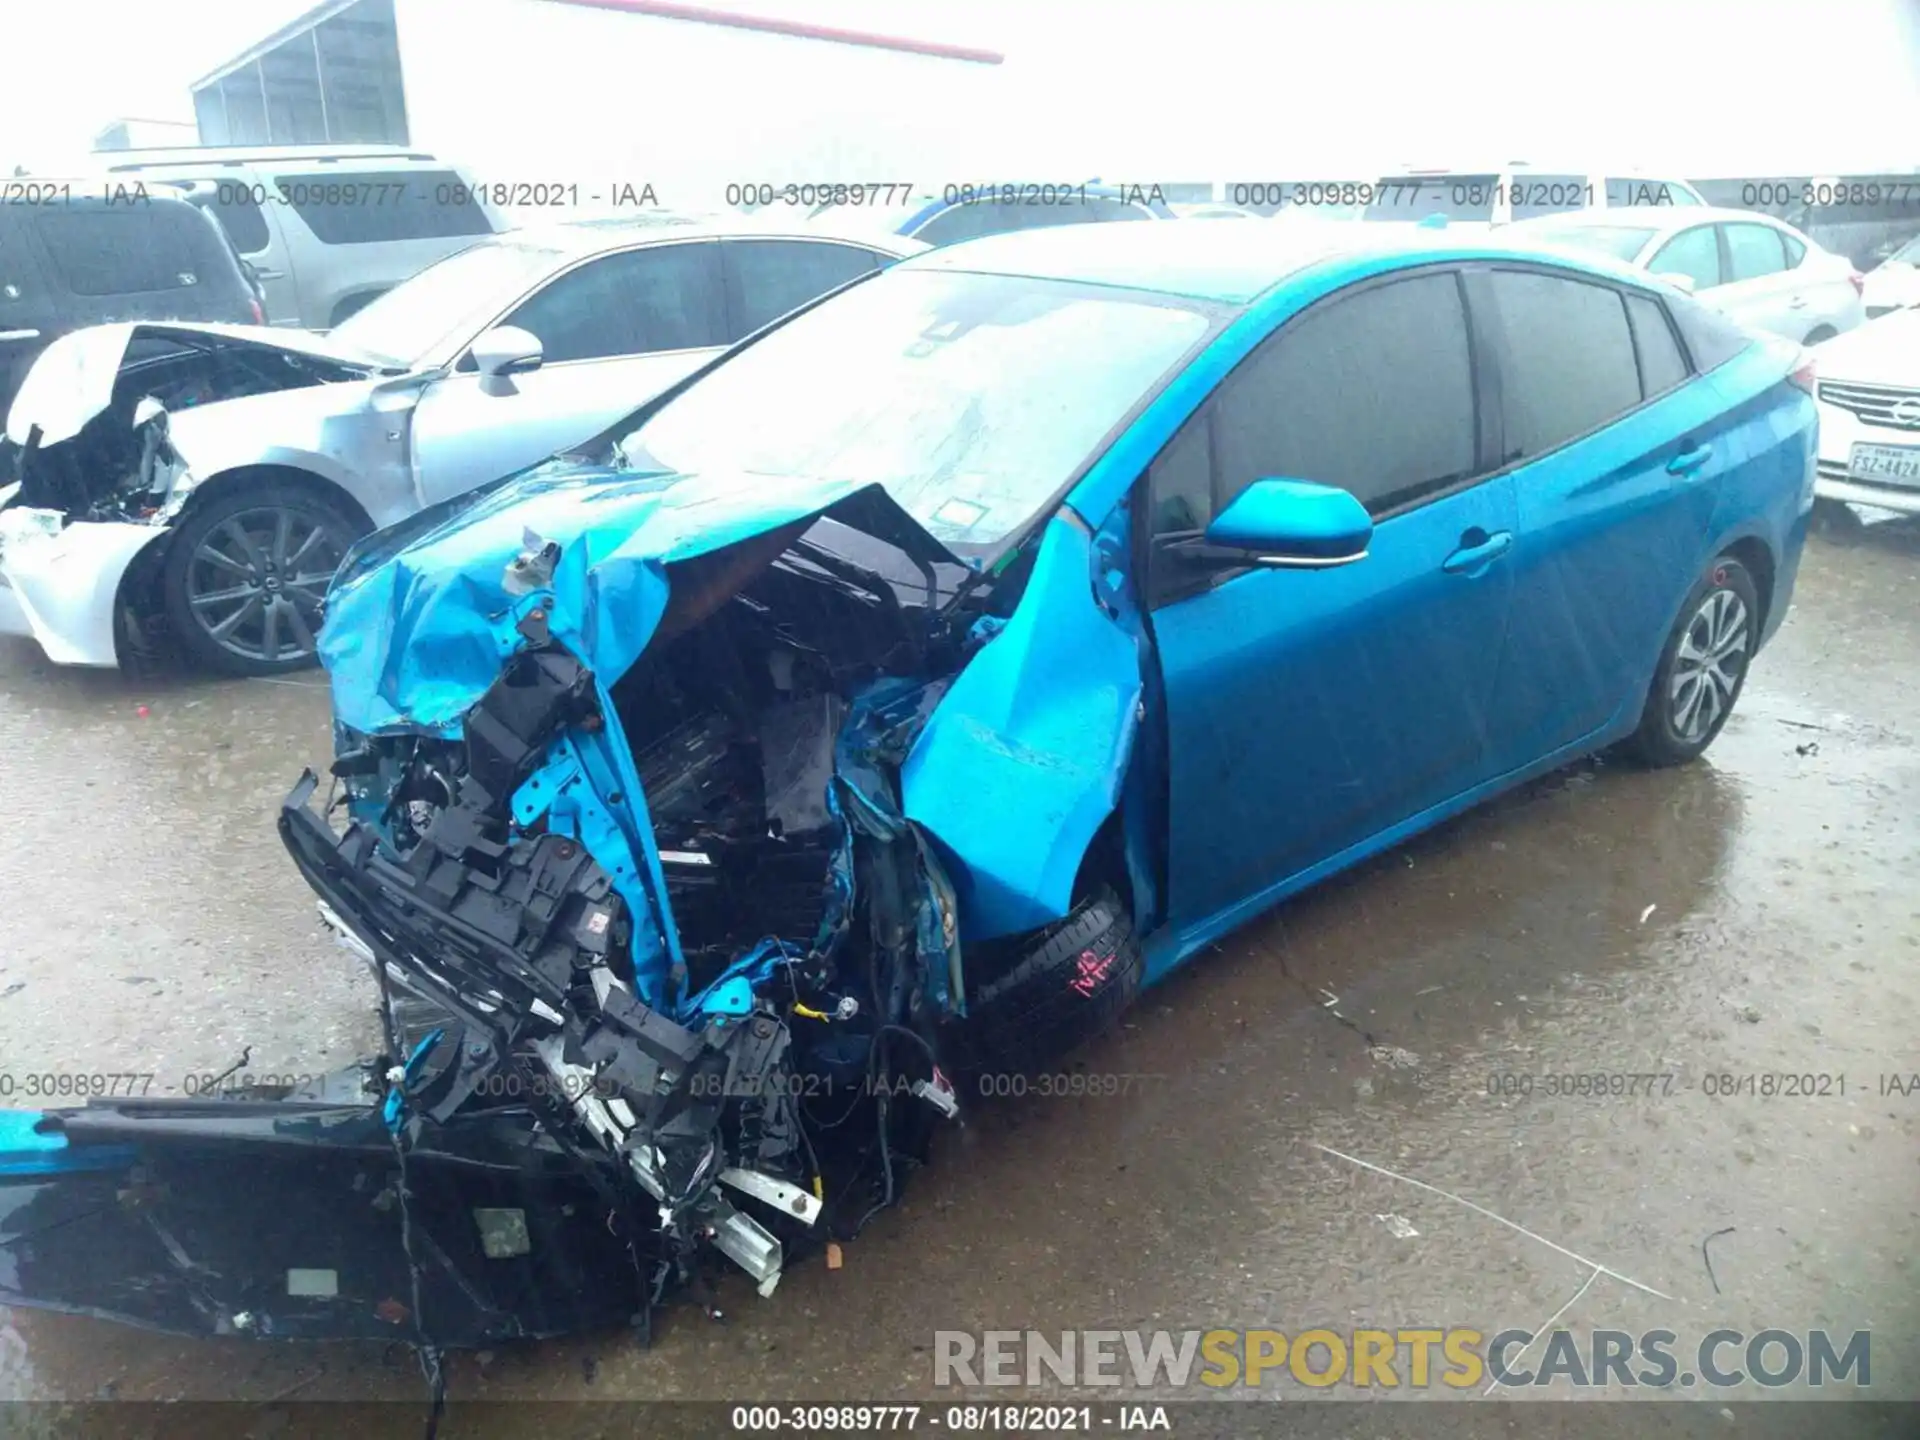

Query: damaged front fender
902;511;1142;942
0;509;169;666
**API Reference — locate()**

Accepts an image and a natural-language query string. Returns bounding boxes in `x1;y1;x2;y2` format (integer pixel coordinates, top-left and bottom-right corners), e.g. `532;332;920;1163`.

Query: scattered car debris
1374;1213;1420;1239
1639;903;1657;924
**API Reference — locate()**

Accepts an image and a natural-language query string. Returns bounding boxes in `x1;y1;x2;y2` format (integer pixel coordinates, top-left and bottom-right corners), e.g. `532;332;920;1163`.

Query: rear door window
504;242;725;362
273;169;492;244
197;187;271;254
1648;226;1723;290
1723;223;1787;282
1481;270;1642;460
724;239;883;336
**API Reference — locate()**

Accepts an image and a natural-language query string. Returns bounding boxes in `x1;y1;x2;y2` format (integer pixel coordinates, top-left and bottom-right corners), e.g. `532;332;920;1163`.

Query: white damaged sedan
0;220;917;674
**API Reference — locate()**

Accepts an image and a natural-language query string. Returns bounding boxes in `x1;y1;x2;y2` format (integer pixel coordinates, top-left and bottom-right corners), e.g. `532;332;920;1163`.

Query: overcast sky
4;0;1918;177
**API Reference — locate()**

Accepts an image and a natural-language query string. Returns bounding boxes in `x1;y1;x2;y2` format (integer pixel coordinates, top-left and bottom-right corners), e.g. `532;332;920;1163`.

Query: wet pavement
0;521;1915;1427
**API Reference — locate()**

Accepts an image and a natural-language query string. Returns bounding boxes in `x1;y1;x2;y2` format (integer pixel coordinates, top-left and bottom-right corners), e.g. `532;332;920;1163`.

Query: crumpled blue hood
320;460;954;734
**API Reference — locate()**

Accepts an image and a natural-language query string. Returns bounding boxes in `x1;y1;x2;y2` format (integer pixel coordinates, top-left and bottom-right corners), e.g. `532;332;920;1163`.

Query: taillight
1788;351;1817;395
248;298;265;324
1848;271;1865;296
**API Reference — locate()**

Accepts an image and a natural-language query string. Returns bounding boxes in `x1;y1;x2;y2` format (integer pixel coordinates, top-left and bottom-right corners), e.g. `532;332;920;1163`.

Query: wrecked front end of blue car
0;464;1146;1347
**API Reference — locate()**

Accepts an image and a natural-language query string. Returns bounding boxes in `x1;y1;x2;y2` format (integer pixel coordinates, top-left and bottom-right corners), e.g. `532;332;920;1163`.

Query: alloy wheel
183;506;345;667
1668;588;1750;743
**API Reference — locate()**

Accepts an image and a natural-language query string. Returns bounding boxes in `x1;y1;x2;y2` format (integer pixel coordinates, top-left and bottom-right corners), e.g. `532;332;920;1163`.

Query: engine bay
272;518;979;1317
3;331;370;522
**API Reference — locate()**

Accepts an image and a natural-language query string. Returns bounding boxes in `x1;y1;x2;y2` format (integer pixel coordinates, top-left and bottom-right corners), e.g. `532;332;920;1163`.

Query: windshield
615;268;1217;552
1525;224;1657;263
1364;175;1498;222
330;239;567;366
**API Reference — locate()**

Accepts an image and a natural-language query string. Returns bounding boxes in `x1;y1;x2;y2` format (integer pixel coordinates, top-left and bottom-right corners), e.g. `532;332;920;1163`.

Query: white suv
97;145;506;331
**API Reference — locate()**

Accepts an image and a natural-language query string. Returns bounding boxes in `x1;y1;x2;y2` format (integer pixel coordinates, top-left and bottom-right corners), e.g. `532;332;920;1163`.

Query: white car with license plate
1512;206;1866;347
1809;307;1920;516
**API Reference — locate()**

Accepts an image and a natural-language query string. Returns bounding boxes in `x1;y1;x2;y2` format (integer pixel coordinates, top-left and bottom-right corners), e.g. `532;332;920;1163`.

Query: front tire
1622;555;1760;768
162;483;366;677
954;887;1143;1077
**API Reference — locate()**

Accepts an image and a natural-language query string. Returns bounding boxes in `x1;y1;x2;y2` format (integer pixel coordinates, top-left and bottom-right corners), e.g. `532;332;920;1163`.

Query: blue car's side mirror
1202;478;1373;567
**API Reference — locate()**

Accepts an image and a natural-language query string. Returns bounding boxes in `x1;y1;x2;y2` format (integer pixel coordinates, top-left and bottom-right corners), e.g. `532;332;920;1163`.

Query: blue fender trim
902;513;1141;942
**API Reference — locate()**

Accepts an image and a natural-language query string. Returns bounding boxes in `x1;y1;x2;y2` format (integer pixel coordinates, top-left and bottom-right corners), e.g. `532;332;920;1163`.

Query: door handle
1442;529;1513;573
1667;443;1713;476
1787;295;1807;309
252;267;286;280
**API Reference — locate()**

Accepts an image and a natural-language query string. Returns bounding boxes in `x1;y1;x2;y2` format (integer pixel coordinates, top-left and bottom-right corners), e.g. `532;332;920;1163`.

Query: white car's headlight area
0;504;68;559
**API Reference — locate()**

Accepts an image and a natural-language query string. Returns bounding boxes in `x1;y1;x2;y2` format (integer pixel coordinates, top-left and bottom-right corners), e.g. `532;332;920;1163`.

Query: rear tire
162;481;367;677
955;887;1143;1077
1621;555;1760;768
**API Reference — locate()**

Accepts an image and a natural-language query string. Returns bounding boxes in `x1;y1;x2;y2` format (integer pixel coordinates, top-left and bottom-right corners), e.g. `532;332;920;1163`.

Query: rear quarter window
1665;291;1754;374
1623;292;1690;396
274;169;493;245
31;202;238;297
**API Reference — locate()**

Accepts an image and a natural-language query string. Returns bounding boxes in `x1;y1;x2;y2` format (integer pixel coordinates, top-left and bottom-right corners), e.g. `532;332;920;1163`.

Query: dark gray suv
0;188;262;421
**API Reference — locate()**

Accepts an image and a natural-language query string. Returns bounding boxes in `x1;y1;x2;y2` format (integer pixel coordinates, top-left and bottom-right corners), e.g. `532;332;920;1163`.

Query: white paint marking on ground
1484;1263;1602;1396
1309;1142;1674;1300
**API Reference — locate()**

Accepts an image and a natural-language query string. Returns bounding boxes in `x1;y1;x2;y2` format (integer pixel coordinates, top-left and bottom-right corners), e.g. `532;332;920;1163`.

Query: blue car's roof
897;219;1663;305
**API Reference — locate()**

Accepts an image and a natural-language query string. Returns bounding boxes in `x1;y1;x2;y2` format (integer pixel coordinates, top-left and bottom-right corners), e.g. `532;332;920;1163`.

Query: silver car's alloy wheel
1668;588;1749;743
185;507;345;667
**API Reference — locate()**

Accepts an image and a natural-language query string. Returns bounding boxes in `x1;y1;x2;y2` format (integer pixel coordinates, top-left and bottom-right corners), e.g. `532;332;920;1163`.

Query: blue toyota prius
1;221;1814;1344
